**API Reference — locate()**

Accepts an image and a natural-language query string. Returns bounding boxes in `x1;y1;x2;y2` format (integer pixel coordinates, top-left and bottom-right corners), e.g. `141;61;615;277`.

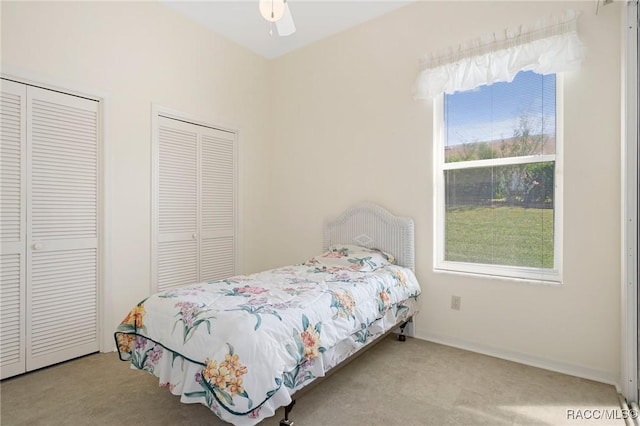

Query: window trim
433;74;564;284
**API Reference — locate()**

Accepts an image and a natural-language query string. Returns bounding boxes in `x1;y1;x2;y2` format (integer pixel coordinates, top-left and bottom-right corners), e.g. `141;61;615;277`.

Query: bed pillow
308;244;395;272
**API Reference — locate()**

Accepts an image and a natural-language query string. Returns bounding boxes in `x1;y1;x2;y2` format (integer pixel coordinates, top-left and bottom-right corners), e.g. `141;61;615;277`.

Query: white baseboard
417;331;620;391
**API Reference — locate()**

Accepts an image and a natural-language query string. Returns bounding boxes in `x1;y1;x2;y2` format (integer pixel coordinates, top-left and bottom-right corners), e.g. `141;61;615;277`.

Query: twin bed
115;203;422;425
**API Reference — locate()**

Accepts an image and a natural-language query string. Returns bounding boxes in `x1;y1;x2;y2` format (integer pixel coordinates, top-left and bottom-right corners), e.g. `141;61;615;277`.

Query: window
434;71;562;282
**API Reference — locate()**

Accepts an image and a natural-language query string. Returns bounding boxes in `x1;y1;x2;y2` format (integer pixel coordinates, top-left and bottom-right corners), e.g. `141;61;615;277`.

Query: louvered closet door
156;116;198;291
154;116;237;291
0;80;27;379
26;86;99;371
200;127;236;282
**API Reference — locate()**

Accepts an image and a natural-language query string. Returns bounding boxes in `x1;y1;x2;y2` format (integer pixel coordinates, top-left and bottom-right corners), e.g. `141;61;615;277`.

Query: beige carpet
0;336;624;425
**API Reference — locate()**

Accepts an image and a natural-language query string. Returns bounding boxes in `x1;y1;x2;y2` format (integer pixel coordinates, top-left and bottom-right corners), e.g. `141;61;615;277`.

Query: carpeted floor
0;336;624;425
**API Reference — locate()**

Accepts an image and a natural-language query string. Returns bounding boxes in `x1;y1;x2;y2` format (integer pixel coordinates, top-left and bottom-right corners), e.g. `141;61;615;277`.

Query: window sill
434;262;562;286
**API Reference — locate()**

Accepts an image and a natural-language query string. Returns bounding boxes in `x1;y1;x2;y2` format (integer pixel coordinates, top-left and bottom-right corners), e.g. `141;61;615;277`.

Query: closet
152;115;237;292
0;79;100;380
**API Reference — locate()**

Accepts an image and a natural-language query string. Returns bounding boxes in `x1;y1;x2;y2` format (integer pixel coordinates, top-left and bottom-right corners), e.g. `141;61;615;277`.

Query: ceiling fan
259;0;296;36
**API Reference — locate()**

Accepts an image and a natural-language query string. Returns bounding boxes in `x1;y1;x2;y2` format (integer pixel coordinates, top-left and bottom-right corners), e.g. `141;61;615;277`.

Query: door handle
32;242;43;250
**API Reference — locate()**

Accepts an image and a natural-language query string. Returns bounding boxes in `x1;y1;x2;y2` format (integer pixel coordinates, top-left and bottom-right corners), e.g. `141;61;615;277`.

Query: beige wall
1;1;273;348
2;0;623;385
268;1;622;384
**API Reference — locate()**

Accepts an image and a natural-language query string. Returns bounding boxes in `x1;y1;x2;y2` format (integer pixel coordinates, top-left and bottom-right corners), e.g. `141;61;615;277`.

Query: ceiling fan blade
276;2;296;36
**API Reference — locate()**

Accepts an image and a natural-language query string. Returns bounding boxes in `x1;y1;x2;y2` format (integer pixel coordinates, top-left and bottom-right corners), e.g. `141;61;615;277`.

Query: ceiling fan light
259;0;286;23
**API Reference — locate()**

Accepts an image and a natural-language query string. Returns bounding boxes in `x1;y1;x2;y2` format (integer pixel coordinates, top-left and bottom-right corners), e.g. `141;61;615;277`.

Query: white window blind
436;71;561;282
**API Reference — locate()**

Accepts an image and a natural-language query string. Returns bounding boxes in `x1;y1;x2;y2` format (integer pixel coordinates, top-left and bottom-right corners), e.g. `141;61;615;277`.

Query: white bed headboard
323;202;415;271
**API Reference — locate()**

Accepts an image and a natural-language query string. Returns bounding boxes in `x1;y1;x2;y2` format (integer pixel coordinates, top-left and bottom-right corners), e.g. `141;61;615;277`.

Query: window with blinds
435;71;562;282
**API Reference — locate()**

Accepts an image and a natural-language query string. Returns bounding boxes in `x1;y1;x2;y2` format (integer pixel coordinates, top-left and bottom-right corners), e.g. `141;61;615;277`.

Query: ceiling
161;1;413;59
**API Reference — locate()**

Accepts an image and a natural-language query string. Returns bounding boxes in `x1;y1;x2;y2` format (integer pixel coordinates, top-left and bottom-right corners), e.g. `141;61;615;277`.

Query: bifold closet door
26;86;99;371
154;116;236;292
0;80;99;379
199;126;236;282
0;80;27;379
156;116;198;292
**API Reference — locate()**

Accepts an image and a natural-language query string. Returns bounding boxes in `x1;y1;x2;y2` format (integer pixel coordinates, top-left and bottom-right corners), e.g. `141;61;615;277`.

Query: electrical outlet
451;295;461;311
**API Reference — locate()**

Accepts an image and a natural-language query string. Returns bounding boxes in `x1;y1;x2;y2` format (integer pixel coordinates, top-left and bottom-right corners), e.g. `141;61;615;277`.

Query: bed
114;202;421;425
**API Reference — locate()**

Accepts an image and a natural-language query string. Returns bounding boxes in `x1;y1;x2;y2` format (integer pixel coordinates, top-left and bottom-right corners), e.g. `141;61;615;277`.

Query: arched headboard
323;202;415;271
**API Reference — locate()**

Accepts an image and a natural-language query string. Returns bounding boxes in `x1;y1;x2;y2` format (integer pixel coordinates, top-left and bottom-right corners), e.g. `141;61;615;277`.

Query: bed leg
398;321;407;342
280;400;296;426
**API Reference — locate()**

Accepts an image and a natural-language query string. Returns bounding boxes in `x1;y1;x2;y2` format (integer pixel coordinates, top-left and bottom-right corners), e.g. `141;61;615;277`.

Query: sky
444;71;556;147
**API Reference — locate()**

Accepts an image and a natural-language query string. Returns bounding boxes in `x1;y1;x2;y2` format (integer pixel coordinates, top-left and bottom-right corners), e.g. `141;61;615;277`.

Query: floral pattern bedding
115;251;421;425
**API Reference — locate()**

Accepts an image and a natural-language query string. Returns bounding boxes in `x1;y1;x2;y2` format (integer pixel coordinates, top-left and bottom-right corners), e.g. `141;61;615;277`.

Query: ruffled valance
413;10;586;99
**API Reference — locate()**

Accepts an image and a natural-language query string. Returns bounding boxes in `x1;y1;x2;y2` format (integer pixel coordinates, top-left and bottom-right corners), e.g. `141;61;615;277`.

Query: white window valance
413;10;586;99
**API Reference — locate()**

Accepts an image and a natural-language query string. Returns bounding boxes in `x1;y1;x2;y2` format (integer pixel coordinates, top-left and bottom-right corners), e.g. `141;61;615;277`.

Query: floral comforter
115;254;421;425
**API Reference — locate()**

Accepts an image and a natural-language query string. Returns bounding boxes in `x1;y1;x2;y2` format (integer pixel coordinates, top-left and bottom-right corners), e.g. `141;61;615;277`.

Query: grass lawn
445;206;554;269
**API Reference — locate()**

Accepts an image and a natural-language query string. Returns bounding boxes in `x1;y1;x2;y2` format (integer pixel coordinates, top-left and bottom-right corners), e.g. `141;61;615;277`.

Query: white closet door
0;80;27;379
153;115;237;292
156;116;198;292
200;127;236;282
26;86;99;370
